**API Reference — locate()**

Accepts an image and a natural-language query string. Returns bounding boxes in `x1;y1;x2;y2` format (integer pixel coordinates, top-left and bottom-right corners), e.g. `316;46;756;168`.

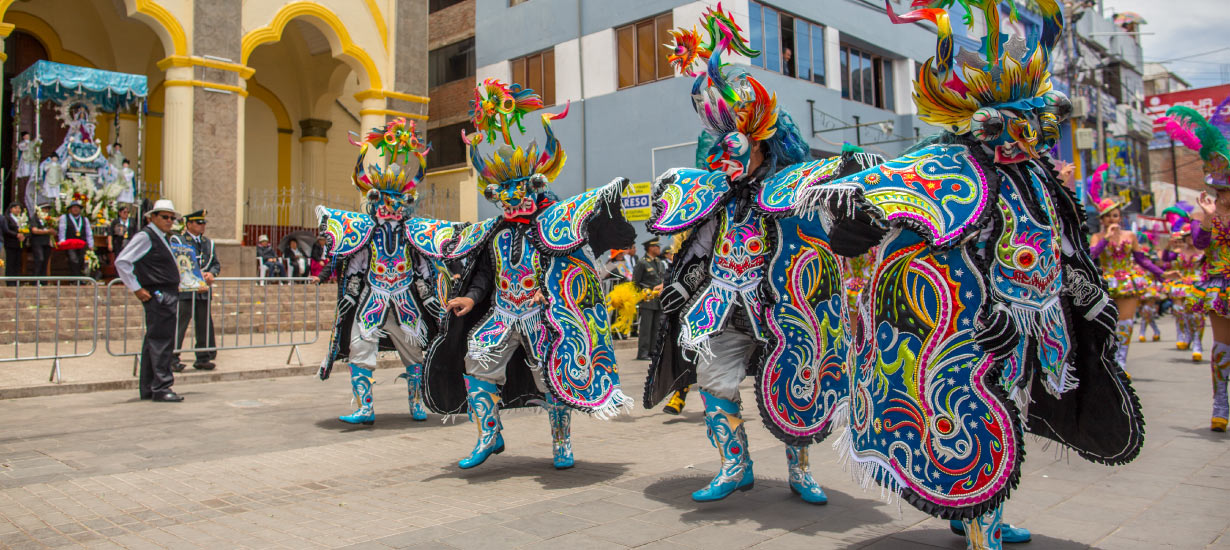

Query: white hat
258;234;270;242
146;199;178;218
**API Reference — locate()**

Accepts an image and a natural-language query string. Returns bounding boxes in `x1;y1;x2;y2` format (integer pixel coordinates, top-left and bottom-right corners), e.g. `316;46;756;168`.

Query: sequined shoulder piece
534;178;629;254
445;217;500;259
316;206;374;258
405;217;460;259
758;156;844;214
648;168;731;234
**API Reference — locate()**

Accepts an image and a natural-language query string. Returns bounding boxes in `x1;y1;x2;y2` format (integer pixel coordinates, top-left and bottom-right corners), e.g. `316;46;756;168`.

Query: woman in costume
1161;204;1206;360
427;80;635;470
315;118;457;425
789;2;1144;547
645;7;884;504
1135;232;1165;342
1090;198;1164;369
1158;102;1230;431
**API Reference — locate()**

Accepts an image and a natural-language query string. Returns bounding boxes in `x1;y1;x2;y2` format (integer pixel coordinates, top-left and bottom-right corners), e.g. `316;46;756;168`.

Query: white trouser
696;330;758;402
348;314;424;369
464;325;549;392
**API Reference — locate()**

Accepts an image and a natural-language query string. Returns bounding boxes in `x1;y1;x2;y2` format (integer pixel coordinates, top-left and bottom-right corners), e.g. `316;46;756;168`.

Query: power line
1146;47;1230;64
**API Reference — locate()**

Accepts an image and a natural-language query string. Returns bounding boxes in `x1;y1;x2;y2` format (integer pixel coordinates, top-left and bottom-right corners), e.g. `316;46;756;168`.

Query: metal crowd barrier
0;277;100;383
105;277;322;375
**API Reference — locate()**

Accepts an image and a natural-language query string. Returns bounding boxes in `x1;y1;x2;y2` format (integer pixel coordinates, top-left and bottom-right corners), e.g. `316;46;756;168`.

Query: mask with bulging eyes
365;188;414;222
704;131;751;179
970;91;1071;165
485;173;548;219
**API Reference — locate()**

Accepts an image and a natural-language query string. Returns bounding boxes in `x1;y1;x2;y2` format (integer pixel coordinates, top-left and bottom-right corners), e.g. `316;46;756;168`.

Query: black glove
829;209;886;258
660;282;691;314
975;304;1019;360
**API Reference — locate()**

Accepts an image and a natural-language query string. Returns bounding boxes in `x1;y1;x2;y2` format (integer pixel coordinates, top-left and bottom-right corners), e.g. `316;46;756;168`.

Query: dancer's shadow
1173;425;1228;442
638;474;898;538
312;415;444;433
859;529;1101;549
423;455;630;490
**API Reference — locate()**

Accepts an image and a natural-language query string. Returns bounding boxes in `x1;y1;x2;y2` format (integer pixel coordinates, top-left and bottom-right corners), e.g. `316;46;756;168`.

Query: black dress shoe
152;392;184;402
193;362;216;371
173;363;186;373
140;394;152;401
635;355;649;361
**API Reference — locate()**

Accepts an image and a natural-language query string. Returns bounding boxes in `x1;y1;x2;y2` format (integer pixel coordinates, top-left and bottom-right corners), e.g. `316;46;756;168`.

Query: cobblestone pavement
0;323;1227;549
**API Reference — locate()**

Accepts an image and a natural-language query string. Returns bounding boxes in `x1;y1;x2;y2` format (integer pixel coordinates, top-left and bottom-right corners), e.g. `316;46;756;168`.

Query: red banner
1146;84;1230;131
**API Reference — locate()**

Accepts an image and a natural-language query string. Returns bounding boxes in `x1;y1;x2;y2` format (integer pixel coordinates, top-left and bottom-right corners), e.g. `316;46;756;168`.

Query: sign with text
1146;84;1230;131
621;181;653;222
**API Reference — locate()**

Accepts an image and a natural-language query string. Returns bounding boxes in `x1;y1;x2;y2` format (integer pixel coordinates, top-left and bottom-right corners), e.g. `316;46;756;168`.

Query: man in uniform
57;201;93;276
173;210;220;372
633;237;665;361
115;199;183;402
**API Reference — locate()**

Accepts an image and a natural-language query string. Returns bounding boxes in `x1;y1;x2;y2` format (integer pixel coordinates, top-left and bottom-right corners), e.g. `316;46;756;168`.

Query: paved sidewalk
0;322;1226;549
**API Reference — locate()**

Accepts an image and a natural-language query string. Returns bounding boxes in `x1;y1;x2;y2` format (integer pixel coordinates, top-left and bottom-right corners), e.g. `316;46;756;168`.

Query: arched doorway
242;14;374;247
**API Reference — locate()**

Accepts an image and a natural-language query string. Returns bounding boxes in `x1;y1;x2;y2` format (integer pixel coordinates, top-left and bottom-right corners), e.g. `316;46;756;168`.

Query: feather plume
1155;116;1203;151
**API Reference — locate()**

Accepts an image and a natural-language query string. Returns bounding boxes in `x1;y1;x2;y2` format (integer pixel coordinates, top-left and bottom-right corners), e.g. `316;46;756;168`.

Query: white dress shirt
115;225;172;291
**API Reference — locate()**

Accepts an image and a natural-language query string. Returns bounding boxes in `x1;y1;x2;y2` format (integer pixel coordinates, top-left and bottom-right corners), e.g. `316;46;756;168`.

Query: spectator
2;203;25;282
26;205;54;277
110;205;138;256
172;209;220;372
57;201;94;276
309;235;329;279
633;238;666;361
285;239;307;277
114;199;183;402
256;235;284;277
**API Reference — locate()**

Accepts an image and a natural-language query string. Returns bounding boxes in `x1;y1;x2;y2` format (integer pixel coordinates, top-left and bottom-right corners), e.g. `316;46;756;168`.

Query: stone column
298;118;331;199
191;0;244;275
162;66;195;211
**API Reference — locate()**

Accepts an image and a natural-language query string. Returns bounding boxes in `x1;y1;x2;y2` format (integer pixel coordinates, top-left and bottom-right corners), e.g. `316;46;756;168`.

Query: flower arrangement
15;212;29;234
83;249;100;272
51;173;124;227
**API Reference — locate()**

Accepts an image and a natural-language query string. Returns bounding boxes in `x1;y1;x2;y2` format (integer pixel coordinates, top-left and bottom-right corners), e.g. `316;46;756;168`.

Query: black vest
134;226;179;291
63;215;86;241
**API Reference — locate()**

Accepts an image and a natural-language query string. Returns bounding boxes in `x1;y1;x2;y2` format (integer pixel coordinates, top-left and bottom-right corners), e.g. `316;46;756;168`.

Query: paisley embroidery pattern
541;251;631;416
447;217;499;258
317;206;375;257
680;201;769;350
761;213;848;441
649;168;731;234
842;241;1019;511
758;156;843;213
356;224;425;341
405;217;458;258
827;144;990;247
535;179;627;252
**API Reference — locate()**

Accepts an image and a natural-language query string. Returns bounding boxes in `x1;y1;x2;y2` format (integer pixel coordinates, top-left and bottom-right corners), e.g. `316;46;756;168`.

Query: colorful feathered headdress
1156;99;1230;187
463;78;567;190
886;0;1066;137
1162;201;1195;235
349;117;428;198
667;3;807;177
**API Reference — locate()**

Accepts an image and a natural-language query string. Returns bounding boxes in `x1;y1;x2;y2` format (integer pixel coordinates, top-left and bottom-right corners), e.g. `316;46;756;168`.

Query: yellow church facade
0;0;475;270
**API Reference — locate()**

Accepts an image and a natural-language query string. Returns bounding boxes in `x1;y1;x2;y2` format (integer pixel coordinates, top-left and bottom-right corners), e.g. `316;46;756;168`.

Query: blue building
467;0;943;223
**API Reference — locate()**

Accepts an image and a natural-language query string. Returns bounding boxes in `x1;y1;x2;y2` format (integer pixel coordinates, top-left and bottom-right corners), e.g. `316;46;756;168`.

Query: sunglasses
189;219;207;225
156;214;176;221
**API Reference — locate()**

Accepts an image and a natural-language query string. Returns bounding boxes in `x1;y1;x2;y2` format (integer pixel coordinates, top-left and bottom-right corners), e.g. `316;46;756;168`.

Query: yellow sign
1140;193;1152;211
621;181;653;222
1118;188;1132;204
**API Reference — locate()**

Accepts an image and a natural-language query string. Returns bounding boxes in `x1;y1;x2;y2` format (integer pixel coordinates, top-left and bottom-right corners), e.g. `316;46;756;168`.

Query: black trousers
65;249;84;276
637;306;661;358
140;290;179;398
4;246;22;284
27;245;47;276
175;296;216;364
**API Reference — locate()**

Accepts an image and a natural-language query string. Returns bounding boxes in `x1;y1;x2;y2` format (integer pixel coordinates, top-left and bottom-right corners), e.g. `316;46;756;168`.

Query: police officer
633;237;666;360
173;210;220;372
115;199;183;402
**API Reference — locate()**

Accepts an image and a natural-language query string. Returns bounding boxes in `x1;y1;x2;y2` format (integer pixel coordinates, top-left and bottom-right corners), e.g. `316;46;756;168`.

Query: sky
1102;0;1230;88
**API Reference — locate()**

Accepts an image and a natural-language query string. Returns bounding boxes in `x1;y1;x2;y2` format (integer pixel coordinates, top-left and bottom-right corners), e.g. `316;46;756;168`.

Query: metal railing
105;276;323;375
0;277;99;383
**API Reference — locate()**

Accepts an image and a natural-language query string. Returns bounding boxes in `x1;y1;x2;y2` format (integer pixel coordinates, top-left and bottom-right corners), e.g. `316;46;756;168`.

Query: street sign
621;181;653;221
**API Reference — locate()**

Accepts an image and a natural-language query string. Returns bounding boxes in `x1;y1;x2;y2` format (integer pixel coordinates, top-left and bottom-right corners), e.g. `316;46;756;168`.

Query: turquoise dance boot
545;393;574;469
397;363;429;421
339;364;375;425
692;391;754;502
458;375;504;469
949;506;1031;546
785;445;827;504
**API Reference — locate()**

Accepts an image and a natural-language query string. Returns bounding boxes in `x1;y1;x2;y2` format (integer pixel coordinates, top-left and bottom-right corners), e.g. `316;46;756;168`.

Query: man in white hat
114;199;183;402
255;234;284;277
